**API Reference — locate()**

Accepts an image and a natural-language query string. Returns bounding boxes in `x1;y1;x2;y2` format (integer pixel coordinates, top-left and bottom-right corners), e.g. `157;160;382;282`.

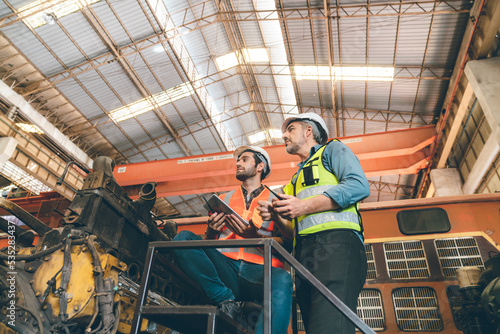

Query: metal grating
357;289;385;332
384;241;430;279
434;237;485;277
365;244;377;280
392;287;443;331
446;285;464;331
296;303;305;332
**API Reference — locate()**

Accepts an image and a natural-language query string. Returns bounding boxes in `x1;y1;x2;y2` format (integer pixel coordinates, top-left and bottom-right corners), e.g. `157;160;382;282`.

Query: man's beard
285;143;299;155
236;167;257;181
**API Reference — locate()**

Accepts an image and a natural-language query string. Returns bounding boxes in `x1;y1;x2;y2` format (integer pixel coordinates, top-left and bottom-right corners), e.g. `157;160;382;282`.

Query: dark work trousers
295;229;367;334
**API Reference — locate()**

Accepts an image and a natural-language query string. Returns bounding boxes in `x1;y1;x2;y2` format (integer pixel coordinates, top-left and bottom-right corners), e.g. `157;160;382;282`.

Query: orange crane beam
115;126;436;198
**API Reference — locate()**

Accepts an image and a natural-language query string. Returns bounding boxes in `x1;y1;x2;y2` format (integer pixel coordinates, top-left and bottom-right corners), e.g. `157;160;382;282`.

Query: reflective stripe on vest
284;140;362;236
217;187;284;269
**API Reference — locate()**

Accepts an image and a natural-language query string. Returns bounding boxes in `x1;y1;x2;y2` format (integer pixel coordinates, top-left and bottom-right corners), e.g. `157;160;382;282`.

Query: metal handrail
130;238;375;334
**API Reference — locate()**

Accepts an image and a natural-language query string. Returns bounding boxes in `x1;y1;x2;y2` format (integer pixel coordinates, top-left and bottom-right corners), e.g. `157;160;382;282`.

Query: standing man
258;113;369;333
173;146;292;334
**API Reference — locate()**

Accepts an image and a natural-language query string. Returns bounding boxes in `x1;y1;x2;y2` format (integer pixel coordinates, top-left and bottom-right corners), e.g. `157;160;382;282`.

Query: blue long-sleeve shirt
294;140;370;240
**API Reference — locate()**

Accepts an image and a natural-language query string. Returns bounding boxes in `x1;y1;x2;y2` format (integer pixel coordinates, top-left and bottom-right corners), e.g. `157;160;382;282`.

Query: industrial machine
0;156;202;334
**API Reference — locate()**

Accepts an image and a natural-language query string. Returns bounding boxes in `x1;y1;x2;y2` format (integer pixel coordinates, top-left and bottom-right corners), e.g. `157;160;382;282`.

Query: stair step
141;305;253;334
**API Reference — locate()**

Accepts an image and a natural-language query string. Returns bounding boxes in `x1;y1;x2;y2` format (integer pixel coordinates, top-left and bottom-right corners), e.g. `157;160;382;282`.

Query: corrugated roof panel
124;53;163;94
331;19;341;64
157;141;184;159
285;20;314;64
223;116;245;146
127;154;145;163
386;120;411;132
365;120;387;134
98;61;143;98
239;20;265;47
366;81;391;110
368;16;397;65
8;0;37;9
140;46;186;89
318;81;334;107
424;13;468;67
3;23;64;74
170;97;202;127
395;15;432;66
98;122;134;150
256;74;279;103
191;127;221;154
414;79;447;116
161;102;185;129
104;0;156;45
340;17;367;65
134;107;170;139
179;133;203;155
90;2;131;46
118;118;154;147
0;3;13;16
57;12;108;59
142;147;167;161
55;78;105;119
341;81;366;109
343;119;364;136
388;80;418;111
312;19;329;64
181;28;211;60
205;81;234;105
297;81;321;106
36;26;87;66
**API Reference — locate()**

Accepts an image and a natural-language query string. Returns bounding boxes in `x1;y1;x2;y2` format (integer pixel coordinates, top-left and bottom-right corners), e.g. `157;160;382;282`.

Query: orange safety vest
217;187;285;269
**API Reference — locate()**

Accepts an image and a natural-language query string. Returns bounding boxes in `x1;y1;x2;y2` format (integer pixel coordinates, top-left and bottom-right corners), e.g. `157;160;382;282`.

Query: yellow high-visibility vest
284;140;363;236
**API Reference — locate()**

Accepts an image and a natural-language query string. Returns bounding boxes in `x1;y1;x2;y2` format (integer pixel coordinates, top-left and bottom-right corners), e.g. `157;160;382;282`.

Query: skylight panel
18;0;101;28
242;49;269;63
215;48;269;71
249;128;282;144
16;123;44;134
0;161;52;195
249;131;267;144
215;52;239;71
295;66;394;81
108;83;194;123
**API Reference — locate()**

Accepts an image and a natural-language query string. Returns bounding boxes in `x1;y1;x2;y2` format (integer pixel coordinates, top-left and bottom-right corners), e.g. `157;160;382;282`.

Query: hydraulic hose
0;238;85;261
0;198;51;236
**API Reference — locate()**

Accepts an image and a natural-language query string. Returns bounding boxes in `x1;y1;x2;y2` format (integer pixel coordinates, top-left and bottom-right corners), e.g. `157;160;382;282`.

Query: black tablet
202;194;248;225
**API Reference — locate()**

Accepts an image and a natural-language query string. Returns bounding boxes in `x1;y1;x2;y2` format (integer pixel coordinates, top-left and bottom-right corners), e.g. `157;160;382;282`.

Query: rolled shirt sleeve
321;140;370;209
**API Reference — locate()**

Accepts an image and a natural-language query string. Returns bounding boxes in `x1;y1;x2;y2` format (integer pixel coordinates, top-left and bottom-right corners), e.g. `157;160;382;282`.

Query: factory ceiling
0;0;499;219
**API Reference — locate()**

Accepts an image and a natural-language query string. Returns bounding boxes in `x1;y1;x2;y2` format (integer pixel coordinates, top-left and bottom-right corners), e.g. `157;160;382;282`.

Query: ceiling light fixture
108;82;194;123
295;66;394;81
18;0;101;29
42;12;57;25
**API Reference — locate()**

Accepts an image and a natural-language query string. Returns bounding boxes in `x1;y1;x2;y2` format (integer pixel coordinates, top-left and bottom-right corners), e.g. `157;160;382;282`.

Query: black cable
15;305;44;333
0;238;85;261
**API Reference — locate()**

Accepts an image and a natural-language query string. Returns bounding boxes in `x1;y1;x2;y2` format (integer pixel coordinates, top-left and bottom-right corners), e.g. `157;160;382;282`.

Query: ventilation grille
296;304;305;331
384;241;430;279
357;289;385;331
392;287;443;331
365;244;377;280
434;237;485;277
446;285;464;331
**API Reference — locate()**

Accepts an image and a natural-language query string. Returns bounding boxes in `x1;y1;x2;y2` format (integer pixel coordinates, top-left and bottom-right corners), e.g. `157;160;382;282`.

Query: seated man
173;146;292;334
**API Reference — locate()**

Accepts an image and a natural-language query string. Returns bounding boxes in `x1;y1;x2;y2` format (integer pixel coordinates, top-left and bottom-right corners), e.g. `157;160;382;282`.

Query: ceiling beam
115;126;435;198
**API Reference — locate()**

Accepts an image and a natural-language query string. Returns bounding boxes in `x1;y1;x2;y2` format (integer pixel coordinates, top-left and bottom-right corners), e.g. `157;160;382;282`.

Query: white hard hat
233;146;271;179
281;113;329;144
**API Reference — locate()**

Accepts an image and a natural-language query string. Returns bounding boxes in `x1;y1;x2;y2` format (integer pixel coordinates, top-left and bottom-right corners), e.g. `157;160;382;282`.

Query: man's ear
305;124;313;138
256;162;265;174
